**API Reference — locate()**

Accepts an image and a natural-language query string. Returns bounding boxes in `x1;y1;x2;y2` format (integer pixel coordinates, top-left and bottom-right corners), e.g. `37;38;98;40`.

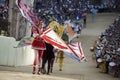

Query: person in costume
57;34;68;71
50;48;57;73
57;50;64;71
41;42;55;75
31;20;46;75
82;10;87;28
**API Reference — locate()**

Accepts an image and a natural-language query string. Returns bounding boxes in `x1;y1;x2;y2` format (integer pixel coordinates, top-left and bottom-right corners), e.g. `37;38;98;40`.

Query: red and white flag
16;0;39;28
68;42;86;62
41;28;86;62
40;28;68;50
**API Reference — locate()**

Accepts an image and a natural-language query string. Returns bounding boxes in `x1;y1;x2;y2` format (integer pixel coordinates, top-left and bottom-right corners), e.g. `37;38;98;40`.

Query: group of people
91;15;120;77
0;4;8;20
31;20;65;75
34;0;99;27
34;0;120;26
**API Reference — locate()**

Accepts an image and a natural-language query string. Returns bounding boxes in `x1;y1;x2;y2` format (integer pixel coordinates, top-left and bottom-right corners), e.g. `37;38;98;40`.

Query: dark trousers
42;58;51;74
83;18;86;27
96;57;100;68
105;61;109;73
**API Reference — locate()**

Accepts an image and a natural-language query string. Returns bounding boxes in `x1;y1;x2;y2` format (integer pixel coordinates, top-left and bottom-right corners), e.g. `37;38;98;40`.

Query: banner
16;0;39;28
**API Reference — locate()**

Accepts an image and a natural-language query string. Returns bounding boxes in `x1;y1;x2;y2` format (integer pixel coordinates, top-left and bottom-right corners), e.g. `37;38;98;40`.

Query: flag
66;25;74;37
48;21;65;38
14;37;33;48
16;0;39;28
40;28;86;62
66;25;80;42
68;42;86;62
40;28;68;50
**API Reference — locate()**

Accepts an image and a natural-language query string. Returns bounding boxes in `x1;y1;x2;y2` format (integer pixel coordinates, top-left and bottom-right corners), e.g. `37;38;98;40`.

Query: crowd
0;4;8;20
91;15;120;77
34;0;119;26
0;0;9;34
34;0;89;25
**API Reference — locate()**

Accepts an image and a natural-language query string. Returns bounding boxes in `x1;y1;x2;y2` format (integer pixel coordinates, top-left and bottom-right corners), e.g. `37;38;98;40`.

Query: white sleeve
33;33;39;38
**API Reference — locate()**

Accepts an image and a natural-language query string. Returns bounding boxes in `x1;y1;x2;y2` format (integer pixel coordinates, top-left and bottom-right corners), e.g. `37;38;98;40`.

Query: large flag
40;28;86;62
16;0;39;28
48;21;65;38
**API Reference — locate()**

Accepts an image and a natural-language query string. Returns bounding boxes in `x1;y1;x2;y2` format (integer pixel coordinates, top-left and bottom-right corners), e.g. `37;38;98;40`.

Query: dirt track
0;13;120;80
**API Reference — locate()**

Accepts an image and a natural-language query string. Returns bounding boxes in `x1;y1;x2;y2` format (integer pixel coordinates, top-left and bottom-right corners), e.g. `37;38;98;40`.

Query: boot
59;68;62;71
47;69;50;75
37;67;41;75
32;66;36;74
50;67;53;73
42;68;46;74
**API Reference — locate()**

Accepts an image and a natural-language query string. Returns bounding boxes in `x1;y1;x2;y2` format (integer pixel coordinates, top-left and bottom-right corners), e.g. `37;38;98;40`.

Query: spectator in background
104;52;111;74
92;16;120;77
90;7;98;22
82;10;87;28
95;47;102;68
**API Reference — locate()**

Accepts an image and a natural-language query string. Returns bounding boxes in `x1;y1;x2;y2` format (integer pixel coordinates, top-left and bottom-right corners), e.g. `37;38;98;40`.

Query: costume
31;21;46;75
42;42;55;75
57;50;64;71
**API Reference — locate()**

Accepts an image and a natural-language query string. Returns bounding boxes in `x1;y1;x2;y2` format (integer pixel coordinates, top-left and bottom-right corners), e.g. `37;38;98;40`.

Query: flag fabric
14;37;34;48
16;0;39;28
40;28;68;50
66;25;74;37
48;21;65;38
68;42;86;62
40;28;86;62
66;25;80;42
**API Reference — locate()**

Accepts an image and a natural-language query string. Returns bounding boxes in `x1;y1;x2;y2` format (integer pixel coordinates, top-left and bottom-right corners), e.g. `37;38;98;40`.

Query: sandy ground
0;13;120;80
